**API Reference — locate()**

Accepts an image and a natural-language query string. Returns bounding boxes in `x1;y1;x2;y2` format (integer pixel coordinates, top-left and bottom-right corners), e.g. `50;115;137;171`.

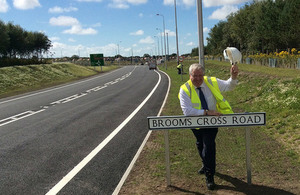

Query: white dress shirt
179;77;238;116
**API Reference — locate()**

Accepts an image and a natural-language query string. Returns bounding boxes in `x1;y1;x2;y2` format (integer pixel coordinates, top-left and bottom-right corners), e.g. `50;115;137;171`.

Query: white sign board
148;112;265;130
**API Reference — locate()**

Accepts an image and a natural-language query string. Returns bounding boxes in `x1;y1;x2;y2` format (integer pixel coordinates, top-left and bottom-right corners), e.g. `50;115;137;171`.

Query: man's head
189;63;205;88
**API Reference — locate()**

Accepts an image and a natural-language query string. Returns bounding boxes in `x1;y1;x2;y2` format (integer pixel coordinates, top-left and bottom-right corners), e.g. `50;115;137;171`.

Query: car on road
148;62;157;70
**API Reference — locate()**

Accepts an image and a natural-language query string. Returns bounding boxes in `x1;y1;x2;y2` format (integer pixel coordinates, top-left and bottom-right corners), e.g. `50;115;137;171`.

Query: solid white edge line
112;69;171;195
45;67;162;195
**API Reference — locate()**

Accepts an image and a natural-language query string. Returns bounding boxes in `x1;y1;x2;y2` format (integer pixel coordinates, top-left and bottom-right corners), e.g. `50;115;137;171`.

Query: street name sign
148;112;266;186
148;112;265;130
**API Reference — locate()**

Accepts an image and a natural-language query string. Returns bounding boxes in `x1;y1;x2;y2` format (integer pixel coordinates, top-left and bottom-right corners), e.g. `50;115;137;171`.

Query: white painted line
45;68;162;195
0;67;125;105
112;70;171;195
0;109;45;127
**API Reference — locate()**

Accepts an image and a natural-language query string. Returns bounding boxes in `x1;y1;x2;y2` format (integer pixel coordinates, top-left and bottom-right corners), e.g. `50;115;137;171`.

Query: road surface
0;65;169;194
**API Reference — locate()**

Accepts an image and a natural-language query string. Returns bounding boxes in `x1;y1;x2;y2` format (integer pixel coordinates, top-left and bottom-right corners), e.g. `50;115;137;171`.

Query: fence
206;56;300;69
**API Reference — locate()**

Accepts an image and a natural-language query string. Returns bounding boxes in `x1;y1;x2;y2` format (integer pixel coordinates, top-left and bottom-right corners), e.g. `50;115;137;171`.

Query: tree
0;21;9;57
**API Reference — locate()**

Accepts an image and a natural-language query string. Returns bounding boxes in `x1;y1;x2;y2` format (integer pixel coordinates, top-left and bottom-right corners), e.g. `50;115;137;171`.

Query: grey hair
189;63;205;75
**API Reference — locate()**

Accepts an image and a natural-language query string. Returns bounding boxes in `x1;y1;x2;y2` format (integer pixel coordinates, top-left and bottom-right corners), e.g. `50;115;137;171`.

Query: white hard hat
223;47;242;65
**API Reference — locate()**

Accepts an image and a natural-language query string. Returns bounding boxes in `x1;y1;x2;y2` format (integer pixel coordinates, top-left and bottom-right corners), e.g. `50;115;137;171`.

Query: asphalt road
0;65;169;195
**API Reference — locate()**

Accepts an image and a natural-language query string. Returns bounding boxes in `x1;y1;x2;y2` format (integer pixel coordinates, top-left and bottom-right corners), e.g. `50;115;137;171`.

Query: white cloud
108;2;128;9
49;36;60;41
0;0;9;12
63;25;97;35
13;0;41;10
77;0;103;2
139;13;143;18
49;16;97;35
182;0;194;7
49;16;79;26
209;5;239;20
203;0;248;7
203;27;210;33
165;29;176;37
92;22;102;27
48;6;78;14
68;38;76;42
127;0;147;5
130;30;144;36
186;42;194;46
139;36;154;44
109;0;147;9
163;0;194;7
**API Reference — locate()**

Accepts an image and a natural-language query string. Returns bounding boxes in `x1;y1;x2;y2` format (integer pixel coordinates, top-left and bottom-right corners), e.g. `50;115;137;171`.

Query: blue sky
0;0;253;58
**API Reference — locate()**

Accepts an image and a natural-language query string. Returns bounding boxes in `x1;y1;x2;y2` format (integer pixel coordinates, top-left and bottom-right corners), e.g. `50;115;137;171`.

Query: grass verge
0;63;119;98
119;60;300;194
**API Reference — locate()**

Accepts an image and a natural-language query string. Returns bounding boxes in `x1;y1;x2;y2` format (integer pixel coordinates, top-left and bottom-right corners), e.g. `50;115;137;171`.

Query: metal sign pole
245;127;252;184
148;113;266;187
164;130;171;186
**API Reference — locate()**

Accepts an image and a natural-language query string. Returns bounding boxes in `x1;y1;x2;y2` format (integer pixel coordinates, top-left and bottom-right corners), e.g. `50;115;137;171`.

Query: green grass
0;63;119;98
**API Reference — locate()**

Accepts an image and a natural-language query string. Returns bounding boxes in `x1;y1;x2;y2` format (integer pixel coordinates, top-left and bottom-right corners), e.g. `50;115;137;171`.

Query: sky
0;0;254;58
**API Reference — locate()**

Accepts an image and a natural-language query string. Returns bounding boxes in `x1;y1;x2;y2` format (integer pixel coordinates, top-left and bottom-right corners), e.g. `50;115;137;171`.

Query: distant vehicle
149;62;157;70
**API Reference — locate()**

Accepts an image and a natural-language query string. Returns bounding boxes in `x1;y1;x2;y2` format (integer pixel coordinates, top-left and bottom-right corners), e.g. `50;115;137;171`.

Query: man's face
190;69;204;88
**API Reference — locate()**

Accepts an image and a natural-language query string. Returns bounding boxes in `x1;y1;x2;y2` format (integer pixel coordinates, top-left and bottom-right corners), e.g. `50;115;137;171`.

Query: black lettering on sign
204;118;209;125
222;116;228;124
165;119;171;126
232;116;238;124
152;120;158;127
197;118;203;125
247;116;254;124
255;115;261;123
240;116;246;123
172;119;179;126
158;119;164;127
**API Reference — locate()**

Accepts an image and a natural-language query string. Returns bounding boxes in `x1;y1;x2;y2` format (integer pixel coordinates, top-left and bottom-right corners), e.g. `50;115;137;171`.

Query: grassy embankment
0;63;119;98
120;60;300;194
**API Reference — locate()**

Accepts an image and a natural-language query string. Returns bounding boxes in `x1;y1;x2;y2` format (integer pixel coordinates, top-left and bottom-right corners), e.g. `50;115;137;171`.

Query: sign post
90;54;104;71
148;112;266;186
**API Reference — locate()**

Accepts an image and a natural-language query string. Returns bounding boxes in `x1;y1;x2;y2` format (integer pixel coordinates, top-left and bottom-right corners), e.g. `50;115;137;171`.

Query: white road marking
45;68;162;195
0;67;123;105
112;70;171;195
0;67;136;128
0;109;45;127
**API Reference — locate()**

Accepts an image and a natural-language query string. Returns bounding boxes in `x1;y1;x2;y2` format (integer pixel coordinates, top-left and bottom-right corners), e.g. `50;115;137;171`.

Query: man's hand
231;64;239;80
206;110;221;116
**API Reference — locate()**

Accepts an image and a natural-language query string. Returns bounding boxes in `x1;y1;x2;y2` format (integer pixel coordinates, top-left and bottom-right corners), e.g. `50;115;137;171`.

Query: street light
166;32;169;61
156;13;167;70
156;28;163;60
173;1;180;70
117;41;122;66
154;35;160;57
196;0;205;69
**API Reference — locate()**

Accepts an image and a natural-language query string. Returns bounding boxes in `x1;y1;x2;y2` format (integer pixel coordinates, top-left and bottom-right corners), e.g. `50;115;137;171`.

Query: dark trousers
177;68;181;74
192;128;218;175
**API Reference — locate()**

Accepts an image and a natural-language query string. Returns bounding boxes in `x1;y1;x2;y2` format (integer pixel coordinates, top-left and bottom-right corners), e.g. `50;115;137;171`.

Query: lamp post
156;28;163;60
166;32;169;61
154;35;160;57
196;0;205;69
156;13;167;70
117;41;121;66
174;0;180;69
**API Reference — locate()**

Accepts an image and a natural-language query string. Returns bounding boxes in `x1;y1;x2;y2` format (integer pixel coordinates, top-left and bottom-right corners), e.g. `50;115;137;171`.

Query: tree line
0;20;51;66
191;0;300;56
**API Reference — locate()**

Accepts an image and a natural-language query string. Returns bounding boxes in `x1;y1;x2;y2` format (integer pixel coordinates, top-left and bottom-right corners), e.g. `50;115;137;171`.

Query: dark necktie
197;87;208;110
